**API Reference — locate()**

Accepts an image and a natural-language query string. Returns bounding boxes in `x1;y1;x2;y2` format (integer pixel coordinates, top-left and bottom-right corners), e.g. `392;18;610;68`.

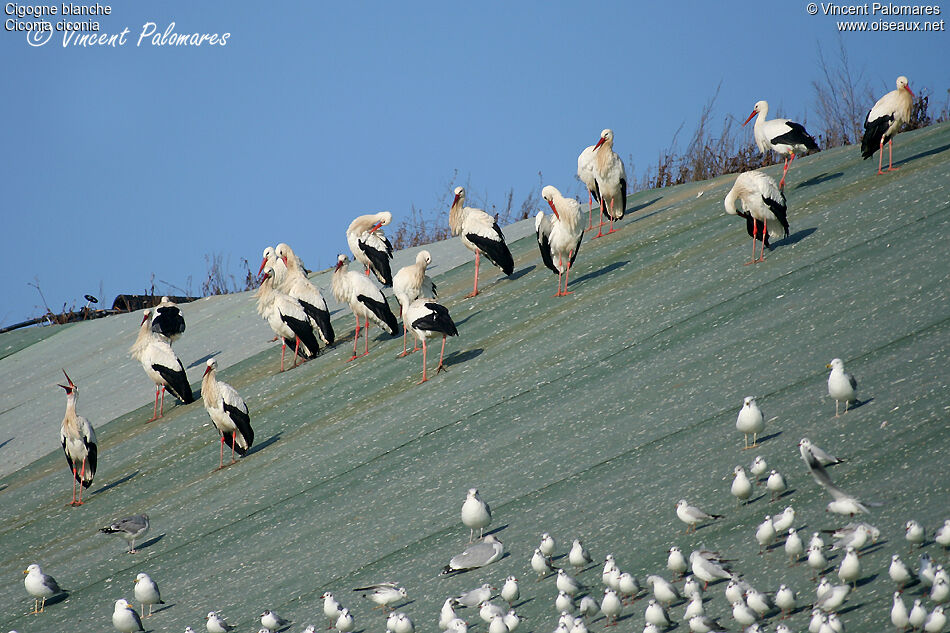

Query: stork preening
392;250;437;356
276;243;335;348
150;297;185;341
587;129;626;237
129;311;194;421
449;187;514;298
536;185;584;296
724;171;789;264
862;76;915;174
347;211;394;286
201;358;254;469
743;100;819;190
332;254;399;361
256;267;321;371
58;370;97;505
404;298;458;383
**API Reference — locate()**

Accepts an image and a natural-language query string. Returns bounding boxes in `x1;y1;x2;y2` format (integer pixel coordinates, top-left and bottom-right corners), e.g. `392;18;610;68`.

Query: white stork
861;76;914;174
724;171;789;264
129;311;194;421
201;358;253;469
392;249;437;356
58;370;97;505
257;246;288;286
331;254;399;361
347;211;394;286
577;139;599;230
449;187;514;297
589;129;626;237
150;296;185;341
536;185;584;296
275;242;335;348
256;267;321;371
404;298;458;383
743;100;819;190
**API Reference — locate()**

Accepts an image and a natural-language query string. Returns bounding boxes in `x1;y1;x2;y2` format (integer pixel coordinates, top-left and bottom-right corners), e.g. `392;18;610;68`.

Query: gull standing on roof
133;573;164;616
667;546;688;578
276;243;335;348
569;539;592;569
730;466;752;505
201;359;254;469
742;100;819;190
112;598;145;633
404;298;458;383
257;267;321;370
676;500;723;533
392;250;437;356
99;514;150;553
449;186;514;298
456;583;494;608
23;564;64;614
837;547;861;586
646;575;682;605
261;609;290;631
331;254;398;361
151;296;186;341
461;488;492;541
689;551;732;590
536;185;584;296
827;358;858;416
772;506;795;532
442;535;504;574
531;548;556;580
735;397;764;450
322;592;342;628
501;576;520;605
335;608;354;633
58;370;97;506
862;76;915;174
130;310;194;420
587;129;626;237
600;588;622;626
724;171;789;264
750;455;768;480
347;212;394;286
767;470;787;501
539;532;556;556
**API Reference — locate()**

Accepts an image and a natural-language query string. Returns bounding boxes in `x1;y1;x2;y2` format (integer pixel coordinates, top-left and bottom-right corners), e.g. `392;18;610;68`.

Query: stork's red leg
757;218;768;263
71;467;78;505
398;322;409;357
594;197;606;238
465;252;481;298
607;199;618;234
348;315;361;361
745;220;758;266
159;387;166;417
293;336;301;367
436;335;448;374
148;386;160;422
555;256;564;297
562;252;574;296
76;458;86;505
887;139;899;171
418;338;429;384
362;322;370;357
586;191;594;230
219;435;225;469
279;340;287;372
230;435;236;462
877;139;885;175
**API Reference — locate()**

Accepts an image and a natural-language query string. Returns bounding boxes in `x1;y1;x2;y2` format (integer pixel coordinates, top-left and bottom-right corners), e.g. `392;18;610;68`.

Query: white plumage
112;598;145;633
129;310;194;420
461;487;492;541
392;249;437;356
735;396;764;449
133;572;164;617
331;254;398;360
347;211;394;285
826;358;858;416
861;76;914;173
58;371;97;506
23;564;64;613
449;186;514;297
536;185;584;296
743;100;819;189
276;242;335;348
724;170;789;264
588;129;626;237
256;267;321;370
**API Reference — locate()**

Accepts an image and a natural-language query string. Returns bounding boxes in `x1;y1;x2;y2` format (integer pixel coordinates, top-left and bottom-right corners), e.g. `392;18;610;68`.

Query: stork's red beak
905;85;915;98
546;199;559;219
369;221;384;233
593;137;606;150
62;369;76;388
743;110;757;126
335;260;345;272
452;193;461;207
258;257;267;275
281;255;288;265
141;313;149;325
203;364;213;376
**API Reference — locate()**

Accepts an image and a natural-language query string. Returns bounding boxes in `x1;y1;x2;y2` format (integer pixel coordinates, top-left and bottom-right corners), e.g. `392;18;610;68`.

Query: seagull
676;500;723;533
667;546;688;578
335;608;354;633
909;600;929;630
645;599;671;628
906;520;926;547
925;606;946;633
23;564;65;613
826;358;858;416
689;614;727;633
539;532;556;557
100;514;150;553
617;572;639;603
689;551;732;590
600;588;622;626
646;574;682;604
133;572;164;616
931;577;949;603
750;455;768;480
767;470;787;501
682;576;701;599
807;545;828;579
557;569;583;596
775;585;796;617
531;547;557;580
207;611;234;633
891;592;910;630
461;488;492;541
890;554;913;589
799;438;844;466
772;506;795;533
352;583;407;610
837;547;861;586
501;576;520;605
480;601;505;623
802;449;872;515
112;598;145;633
569;539;592;569
455;583;494;608
746;588;774;618
440;599;460;629
260;609;290;631
684;593;705;620
785;528;804;563
730;466;753;505
390;613;414;633
736;397;765;449
815;583;850;612
322;592;342;627
731;600;758;626
442;535;504;574
578;595;599;619
828;523;873;550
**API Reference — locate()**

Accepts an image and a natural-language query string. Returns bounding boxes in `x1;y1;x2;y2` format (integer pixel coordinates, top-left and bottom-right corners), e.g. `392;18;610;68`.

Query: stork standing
449;187;514;298
724;171;789;264
347;211;394;286
331;254;398;360
392;250;437;356
58;370;97;506
276;243;335;348
129;311;194;421
150;296;185;341
577;139;599;230
861;76;915;174
256;268;321;371
536;185;584;296
404;298;458;383
590;129;626;237
258;246;288;286
201;358;254;469
743;100;819;190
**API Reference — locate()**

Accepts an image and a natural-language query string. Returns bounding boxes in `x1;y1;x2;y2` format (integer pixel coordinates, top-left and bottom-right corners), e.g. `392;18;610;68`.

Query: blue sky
1;1;945;326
